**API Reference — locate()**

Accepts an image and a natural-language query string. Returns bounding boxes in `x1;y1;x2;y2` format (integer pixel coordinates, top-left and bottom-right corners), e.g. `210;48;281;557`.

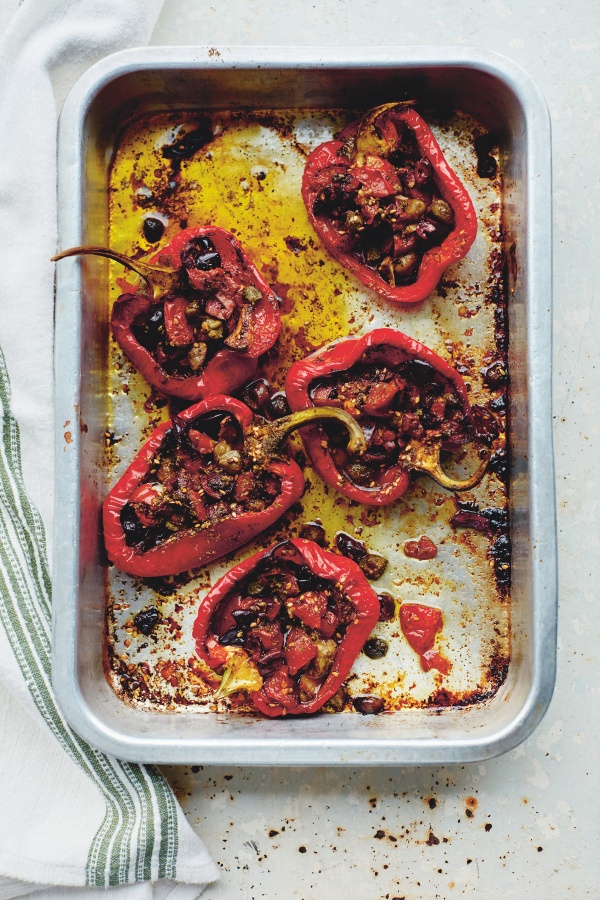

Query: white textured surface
152;1;599;897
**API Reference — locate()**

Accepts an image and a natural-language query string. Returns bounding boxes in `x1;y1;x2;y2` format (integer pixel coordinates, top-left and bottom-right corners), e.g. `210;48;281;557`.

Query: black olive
474;133;497;156
481;360;507;389
162;121;213;162
265;392;291;420
488;448;508;483
474;134;499;179
132;303;165;352
352;696;385;715
231;608;257;627
133;606;160;636
191;411;228;441
401;359;436;385
218;627;246;646
180;236;221;271
363;638;388;659
481;507;508;531
477;155;498;179
335;531;366;562
143;217;165;243
240;378;271;412
377;592;396;622
120;504;144;546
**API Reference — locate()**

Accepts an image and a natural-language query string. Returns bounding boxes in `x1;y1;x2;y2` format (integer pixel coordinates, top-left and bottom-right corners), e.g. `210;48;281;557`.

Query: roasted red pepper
400;603;451;675
103;396;366;577
302;103;477;304
285;328;490;505
53;227;280;402
193;538;380;717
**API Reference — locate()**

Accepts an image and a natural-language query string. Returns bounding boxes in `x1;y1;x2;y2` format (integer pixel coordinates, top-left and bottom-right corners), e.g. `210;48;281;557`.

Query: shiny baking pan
53;47;555;764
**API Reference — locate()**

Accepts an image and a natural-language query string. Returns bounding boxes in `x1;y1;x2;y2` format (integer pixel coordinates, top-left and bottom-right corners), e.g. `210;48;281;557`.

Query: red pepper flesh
112;226;280;402
193;539;380;717
285;328;479;506
400;603;452;675
302;107;477;305
103;395;304;577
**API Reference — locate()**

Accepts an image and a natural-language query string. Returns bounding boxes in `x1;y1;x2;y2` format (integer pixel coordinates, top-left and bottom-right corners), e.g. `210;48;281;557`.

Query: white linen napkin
0;1;219;897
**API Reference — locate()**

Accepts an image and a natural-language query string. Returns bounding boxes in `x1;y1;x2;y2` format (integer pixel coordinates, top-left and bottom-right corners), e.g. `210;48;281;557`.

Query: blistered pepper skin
103;395;304;578
112;226;280;402
302;108;477;305
285;328;475;506
192;539;380;717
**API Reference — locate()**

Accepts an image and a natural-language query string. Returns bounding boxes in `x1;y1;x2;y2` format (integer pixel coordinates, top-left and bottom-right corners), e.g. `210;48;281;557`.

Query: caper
213;441;242;474
324;685;350;712
344;209;364;233
187;342;207;372
363;637;389;659
185;300;203;321
395;197;426;222
345;461;374;485
430;197;454;225
200;316;224;341
365;246;382;264
246;579;265;597
242;285;262;305
393;252;419;276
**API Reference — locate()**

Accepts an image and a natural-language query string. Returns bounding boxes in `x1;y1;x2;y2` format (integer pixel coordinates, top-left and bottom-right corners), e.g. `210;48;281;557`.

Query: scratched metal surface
105;106;508;712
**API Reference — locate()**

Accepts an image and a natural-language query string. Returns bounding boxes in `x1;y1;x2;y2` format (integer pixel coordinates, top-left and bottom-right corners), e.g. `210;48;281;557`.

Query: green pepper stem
245;406;367;466
355;101;416;161
400;439;490;492
51;245;179;300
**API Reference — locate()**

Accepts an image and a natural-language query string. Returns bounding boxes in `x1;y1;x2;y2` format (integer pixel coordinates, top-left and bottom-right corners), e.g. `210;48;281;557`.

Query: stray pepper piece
302;103;477;305
285;328;490;506
104;396;366;578
52;227;281;403
193;539;381;717
400;603;452;675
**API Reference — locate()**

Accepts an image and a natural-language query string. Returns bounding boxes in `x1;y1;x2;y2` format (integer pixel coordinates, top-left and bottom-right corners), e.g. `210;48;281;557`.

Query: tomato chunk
285;626;318;675
164;297;194;346
262;666;297;709
288;591;328;630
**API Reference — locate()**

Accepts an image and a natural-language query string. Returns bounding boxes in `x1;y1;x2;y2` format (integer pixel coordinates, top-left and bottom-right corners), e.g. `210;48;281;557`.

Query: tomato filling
209;542;358;704
120;411;282;552
310;122;455;287
131;235;262;376
309;349;474;488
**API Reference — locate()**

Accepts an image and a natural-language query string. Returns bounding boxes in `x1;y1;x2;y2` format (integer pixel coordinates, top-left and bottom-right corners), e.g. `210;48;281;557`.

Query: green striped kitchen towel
0;1;218;896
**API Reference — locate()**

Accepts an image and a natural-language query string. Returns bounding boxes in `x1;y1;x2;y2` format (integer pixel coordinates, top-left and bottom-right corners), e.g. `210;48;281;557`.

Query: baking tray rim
52;45;557;765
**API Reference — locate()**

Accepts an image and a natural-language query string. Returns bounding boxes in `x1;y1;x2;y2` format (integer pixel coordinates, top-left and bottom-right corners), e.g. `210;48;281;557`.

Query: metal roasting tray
53;47;556;765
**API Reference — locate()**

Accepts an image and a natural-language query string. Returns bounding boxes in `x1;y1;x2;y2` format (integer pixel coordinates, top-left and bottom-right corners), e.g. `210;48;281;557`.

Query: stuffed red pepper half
302;102;477;304
285;328;493;505
53;226;280;402
193;539;380;716
104;395;366;577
